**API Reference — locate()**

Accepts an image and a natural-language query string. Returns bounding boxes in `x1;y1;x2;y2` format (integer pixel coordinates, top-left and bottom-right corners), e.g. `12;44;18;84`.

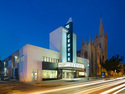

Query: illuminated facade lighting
2;17;89;82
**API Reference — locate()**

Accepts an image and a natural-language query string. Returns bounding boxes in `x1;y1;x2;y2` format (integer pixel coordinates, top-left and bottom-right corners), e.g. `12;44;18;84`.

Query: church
77;16;108;77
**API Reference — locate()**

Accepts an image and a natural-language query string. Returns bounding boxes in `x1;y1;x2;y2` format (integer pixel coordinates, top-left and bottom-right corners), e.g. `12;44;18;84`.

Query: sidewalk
26;77;102;87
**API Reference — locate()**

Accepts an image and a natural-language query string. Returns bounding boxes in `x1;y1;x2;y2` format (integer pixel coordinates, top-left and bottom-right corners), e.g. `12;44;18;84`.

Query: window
32;70;38;81
68;58;70;61
50;58;52;62
20;55;24;62
42;56;47;62
47;57;49;62
68;39;70;43
67;34;70;38
56;59;59;63
42;70;57;78
68;53;70;56
52;58;54;63
68;48;70;52
65;24;69;29
68;44;70;47
4;62;6;67
42;56;60;63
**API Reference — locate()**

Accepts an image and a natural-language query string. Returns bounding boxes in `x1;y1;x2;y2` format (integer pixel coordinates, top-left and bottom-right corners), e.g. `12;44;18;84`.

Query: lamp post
115;70;116;78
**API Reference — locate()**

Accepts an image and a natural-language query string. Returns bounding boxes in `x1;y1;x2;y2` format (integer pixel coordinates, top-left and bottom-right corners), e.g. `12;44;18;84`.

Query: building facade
78;16;108;76
2;18;89;82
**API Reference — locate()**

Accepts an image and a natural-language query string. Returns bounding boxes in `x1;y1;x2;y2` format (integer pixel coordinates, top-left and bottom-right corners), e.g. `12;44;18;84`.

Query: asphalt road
29;77;125;94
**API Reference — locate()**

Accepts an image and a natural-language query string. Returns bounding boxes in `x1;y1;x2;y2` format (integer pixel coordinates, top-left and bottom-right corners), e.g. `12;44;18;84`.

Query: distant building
77;16;108;76
2;18;89;82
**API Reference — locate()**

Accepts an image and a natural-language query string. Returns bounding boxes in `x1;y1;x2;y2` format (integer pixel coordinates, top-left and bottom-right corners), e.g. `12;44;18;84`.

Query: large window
42;56;60;63
42;70;57;78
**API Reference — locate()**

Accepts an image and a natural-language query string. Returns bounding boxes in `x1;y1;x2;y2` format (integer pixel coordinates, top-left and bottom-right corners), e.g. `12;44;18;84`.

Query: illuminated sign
79;72;85;76
65;24;70;29
64;20;73;62
58;63;84;69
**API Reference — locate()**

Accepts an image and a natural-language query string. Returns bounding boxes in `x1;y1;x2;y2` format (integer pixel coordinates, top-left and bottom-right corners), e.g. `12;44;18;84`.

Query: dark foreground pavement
0;77;125;94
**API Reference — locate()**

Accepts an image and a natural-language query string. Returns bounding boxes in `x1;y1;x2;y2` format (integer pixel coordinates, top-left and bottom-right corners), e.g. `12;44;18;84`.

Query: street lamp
115;70;116;78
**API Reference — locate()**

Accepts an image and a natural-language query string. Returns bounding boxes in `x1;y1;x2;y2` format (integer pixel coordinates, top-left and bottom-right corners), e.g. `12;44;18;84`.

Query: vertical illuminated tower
64;18;73;62
50;17;76;63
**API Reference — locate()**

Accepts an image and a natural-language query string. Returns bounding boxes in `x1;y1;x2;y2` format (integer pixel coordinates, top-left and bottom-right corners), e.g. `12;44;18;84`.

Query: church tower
99;16;104;37
79;16;108;76
96;16;108;60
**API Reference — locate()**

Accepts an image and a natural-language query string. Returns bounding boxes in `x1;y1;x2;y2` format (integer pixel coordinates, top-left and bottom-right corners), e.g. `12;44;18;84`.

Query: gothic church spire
89;35;91;44
81;37;83;46
99;16;104;37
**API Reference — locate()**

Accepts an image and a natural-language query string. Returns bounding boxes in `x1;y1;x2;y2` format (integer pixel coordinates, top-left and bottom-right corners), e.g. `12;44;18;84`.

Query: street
0;77;125;94
29;77;125;94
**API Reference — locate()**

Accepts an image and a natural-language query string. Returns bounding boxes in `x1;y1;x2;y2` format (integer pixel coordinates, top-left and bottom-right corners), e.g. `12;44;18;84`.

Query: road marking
100;83;125;94
113;87;125;94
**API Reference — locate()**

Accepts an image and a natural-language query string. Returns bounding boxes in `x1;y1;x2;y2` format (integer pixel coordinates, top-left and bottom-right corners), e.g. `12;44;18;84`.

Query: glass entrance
62;70;75;79
32;70;38;81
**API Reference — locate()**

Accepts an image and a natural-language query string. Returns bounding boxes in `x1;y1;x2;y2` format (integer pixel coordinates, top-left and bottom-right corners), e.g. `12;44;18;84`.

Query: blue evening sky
0;0;125;63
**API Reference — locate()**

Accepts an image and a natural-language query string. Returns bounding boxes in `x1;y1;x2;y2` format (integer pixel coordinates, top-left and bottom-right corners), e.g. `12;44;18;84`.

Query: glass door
32;70;38;81
62;70;74;79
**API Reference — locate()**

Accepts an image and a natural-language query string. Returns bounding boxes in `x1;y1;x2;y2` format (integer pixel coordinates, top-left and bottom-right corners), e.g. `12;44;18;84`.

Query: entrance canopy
58;62;84;70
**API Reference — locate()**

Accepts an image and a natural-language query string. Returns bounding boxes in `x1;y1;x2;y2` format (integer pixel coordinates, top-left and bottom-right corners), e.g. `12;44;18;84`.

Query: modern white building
2;18;89;82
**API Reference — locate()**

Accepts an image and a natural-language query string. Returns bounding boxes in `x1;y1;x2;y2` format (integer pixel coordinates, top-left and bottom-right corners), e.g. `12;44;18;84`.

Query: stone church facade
77;16;108;77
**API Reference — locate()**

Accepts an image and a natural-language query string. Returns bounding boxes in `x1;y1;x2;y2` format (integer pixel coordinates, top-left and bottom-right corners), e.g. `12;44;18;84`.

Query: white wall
49;26;62;52
77;57;89;76
19;45;28;81
25;44;60;82
49;26;68;62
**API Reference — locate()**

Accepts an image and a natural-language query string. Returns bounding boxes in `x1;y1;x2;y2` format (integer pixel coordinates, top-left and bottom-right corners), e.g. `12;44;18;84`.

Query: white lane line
76;80;125;94
113;87;125;94
28;77;125;94
100;83;125;94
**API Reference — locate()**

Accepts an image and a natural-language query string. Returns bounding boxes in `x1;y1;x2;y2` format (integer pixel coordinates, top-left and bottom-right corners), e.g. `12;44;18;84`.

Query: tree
100;54;124;76
123;64;125;74
93;70;96;77
100;59;112;75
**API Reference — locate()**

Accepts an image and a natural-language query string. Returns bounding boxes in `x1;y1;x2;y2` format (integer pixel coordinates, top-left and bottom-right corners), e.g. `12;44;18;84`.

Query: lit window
68;58;70;61
68;44;70;47
52;58;55;63
53;58;56;63
51;58;53;62
47;57;49;62
43;56;46;62
50;58;51;62
67;34;70;38
68;39;70;43
20;55;24;62
68;53;70;56
42;70;57;78
4;62;6;67
68;48;70;52
65;24;69;29
4;68;7;71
